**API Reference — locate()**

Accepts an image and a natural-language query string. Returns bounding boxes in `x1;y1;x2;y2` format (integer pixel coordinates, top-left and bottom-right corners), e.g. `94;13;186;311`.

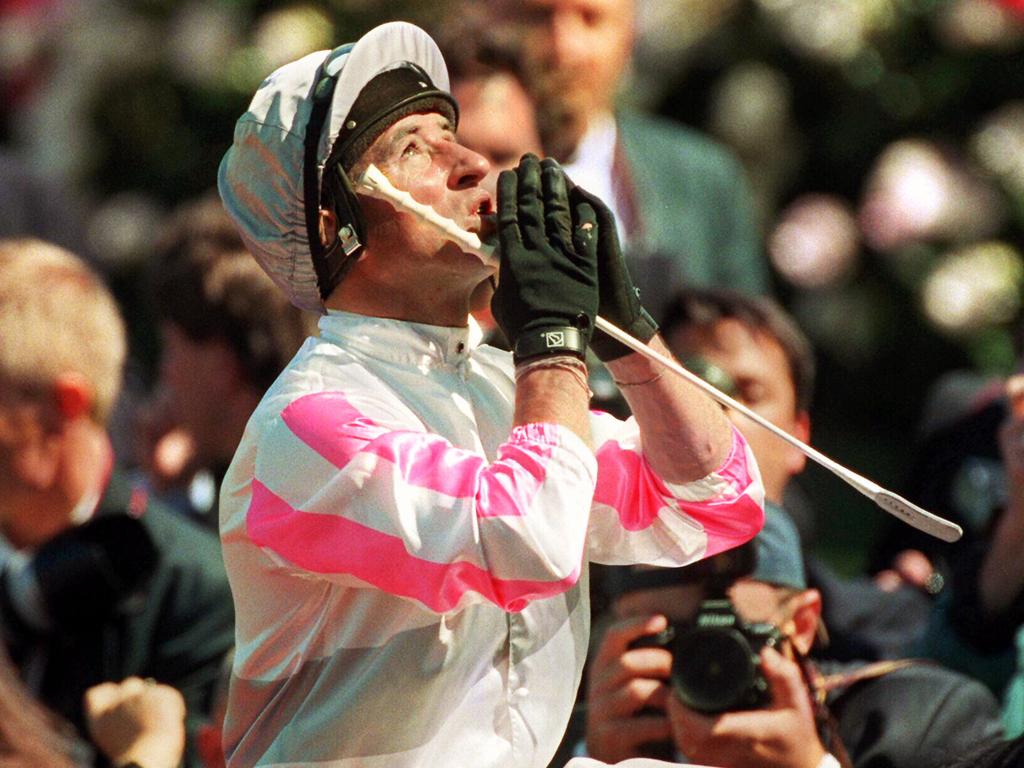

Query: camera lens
671;626;759;713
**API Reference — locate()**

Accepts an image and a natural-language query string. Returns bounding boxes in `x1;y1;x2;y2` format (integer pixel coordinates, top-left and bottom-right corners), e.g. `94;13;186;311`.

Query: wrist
515;355;591;397
613;370;664;388
514;363;593;443
604;335;667;384
793;734;829;768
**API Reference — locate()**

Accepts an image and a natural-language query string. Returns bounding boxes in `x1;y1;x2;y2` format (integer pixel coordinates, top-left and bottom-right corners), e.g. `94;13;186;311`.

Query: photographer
583;287;1006;767
586;508;1004;767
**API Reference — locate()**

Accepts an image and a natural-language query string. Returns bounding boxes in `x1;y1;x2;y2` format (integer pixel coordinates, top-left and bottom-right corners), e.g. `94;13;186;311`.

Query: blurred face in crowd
158;323;240;467
452;73;543;194
498;0;635;148
666;318;809;503
0;384;47;543
0;379;103;548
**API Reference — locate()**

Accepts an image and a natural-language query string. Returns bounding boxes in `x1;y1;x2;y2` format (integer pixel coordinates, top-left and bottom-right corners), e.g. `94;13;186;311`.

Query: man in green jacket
488;0;770;319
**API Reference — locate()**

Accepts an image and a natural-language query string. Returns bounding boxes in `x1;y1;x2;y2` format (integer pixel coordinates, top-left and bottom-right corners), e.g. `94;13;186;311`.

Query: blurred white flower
253;5;334;73
935;0;1024;50
859;139;1005;252
922;241;1024;335
708;62;792;152
632;0;742;104
971;101;1024;196
756;0;894;63
167;2;244;89
635;0;742;57
769;194;860;288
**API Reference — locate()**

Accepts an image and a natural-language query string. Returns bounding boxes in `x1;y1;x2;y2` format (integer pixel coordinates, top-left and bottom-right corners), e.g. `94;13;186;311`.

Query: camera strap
797;654;861;768
812;658;923;697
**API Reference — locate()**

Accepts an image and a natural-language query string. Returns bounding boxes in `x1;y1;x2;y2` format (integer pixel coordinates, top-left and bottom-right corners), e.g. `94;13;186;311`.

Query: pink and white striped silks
219;310;764;768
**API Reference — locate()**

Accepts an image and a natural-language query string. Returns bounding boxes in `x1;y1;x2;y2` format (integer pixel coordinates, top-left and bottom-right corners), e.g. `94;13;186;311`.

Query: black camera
1;514;158;632
639;597;782;714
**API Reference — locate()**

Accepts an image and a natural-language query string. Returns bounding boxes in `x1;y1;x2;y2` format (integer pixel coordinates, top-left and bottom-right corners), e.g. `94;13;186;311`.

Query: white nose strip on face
356;164;498;268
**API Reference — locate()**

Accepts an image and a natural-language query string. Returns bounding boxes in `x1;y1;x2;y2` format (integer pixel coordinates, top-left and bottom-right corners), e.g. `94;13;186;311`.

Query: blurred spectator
0;239;234;766
904;371;1024;723
0;633;185;768
868;375;1003;595
585;507;1005;767
439;17;544;188
84;677;186;768
968;373;1024;627
436;19;546;344
660;287;933;662
141;193;316;527
868;325;1024;702
484;0;770;320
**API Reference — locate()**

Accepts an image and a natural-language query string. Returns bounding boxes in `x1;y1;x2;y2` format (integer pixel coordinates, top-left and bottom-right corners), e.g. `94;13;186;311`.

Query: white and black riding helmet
218;21;458;313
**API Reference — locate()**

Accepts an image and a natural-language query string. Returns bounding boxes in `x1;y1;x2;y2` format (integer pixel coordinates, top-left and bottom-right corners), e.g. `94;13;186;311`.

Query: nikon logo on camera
697;614;735;627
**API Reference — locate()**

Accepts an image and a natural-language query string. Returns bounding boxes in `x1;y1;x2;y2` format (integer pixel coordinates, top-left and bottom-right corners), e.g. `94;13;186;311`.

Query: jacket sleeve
585;411;765;566
244;389;597;614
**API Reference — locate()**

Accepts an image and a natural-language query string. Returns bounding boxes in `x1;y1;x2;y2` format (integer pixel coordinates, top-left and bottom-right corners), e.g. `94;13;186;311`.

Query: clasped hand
490;154;660;364
491;154;598;363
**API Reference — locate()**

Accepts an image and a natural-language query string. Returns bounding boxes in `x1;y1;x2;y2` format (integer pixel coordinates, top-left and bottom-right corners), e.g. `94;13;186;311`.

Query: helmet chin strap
302;54;368;304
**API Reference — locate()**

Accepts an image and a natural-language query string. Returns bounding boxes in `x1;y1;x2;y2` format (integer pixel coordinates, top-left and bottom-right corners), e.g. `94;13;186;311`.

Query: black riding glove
492;155;599;363
567;184;658;361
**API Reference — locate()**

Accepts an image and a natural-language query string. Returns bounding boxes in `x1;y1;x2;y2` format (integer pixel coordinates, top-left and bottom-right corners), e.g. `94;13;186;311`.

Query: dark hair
432;8;529;85
660;287;816;412
150;193;314;391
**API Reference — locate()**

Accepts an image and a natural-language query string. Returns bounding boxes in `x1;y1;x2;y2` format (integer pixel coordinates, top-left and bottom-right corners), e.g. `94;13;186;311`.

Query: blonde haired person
0;238;233;767
0;238;126;547
0;238;125;420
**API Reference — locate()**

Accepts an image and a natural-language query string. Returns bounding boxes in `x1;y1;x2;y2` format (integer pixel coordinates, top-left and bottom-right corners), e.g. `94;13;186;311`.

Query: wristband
817;754;841;768
613;370;664;388
512;326;587;363
515;355;591;397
